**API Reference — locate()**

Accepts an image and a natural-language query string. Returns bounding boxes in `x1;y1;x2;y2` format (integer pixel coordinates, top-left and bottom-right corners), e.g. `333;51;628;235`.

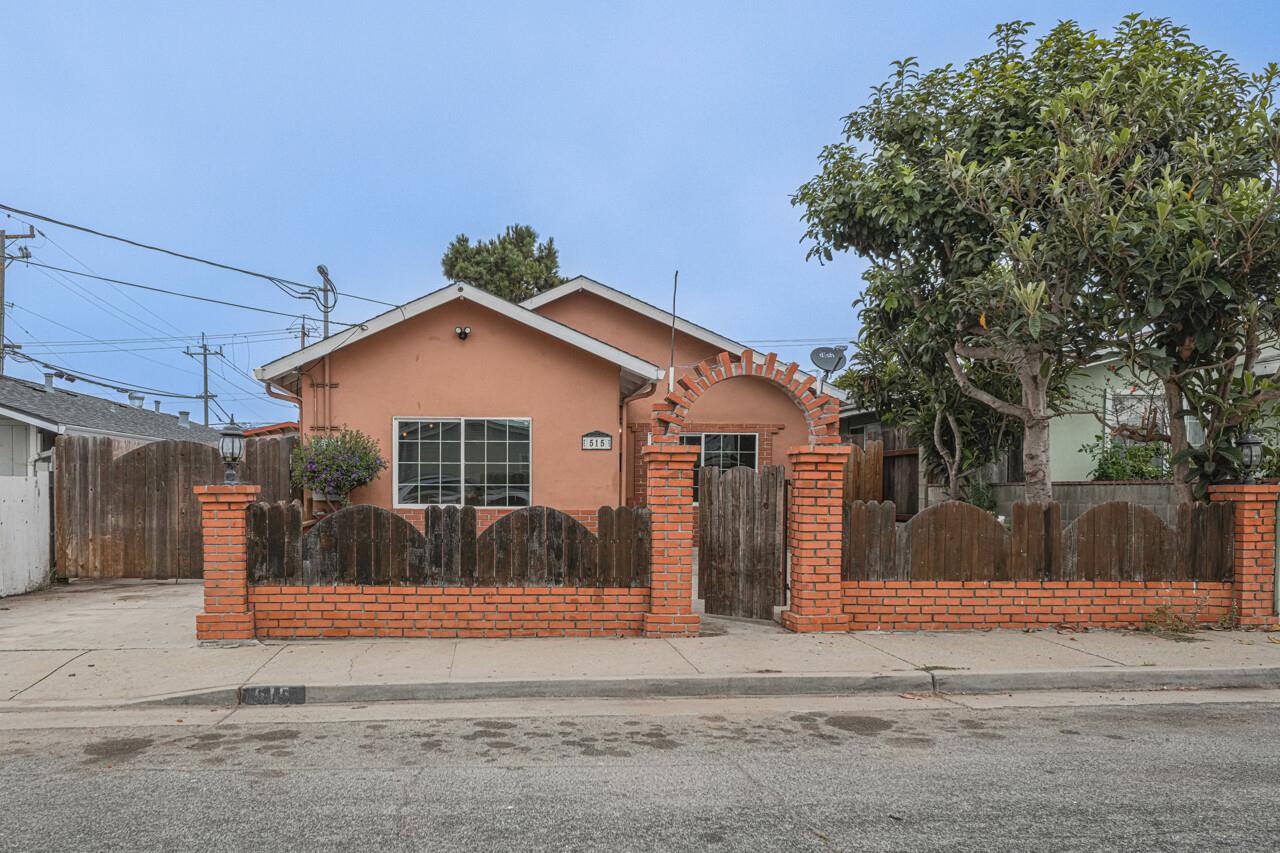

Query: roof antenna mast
668;270;679;393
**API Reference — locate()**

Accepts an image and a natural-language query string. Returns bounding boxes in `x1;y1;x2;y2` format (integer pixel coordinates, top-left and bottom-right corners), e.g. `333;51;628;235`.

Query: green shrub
290;429;387;503
1081;436;1165;481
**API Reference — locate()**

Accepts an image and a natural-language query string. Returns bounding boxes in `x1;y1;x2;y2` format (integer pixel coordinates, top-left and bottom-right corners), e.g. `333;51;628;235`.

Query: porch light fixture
455;326;471;341
1238;431;1264;484
220;420;246;485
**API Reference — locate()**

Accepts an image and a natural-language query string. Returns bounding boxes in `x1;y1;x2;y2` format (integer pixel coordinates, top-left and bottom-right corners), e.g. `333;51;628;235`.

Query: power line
4;211;189;336
28;261;186;339
9;300;201;379
10;258;357;325
4;344;204;399
0;203;400;310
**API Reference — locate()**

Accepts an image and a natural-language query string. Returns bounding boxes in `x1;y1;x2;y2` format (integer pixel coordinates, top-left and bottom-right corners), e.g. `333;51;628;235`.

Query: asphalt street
2;697;1277;852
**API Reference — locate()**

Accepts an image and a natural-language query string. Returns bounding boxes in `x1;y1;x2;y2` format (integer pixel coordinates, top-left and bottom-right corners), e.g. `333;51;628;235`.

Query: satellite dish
810;345;848;376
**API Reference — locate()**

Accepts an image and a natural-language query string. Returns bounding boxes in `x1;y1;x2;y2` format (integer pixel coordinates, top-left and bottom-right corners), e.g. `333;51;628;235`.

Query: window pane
397;483;419;504
440;421;461;442
441;441;460;463
421;442;439;462
439;478;461;505
508;464;530;485
510;441;530;464
423;421;454;442
702;434;722;453
486;420;506;442
400;442;420;463
465;441;485;463
439;463;461;488
399;422;423;443
680;434;702;447
506;420;530;443
465;421;486;442
486;441;507;463
464;465;484;487
464;483;486;506
398;462;418;486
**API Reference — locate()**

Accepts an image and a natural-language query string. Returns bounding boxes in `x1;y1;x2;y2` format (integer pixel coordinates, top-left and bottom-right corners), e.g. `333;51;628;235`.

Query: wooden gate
55;434;296;579
698;465;786;619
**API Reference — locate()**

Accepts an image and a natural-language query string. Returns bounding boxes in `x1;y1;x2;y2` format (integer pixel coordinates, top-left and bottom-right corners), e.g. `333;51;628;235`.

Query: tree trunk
1019;357;1053;504
1163;378;1194;505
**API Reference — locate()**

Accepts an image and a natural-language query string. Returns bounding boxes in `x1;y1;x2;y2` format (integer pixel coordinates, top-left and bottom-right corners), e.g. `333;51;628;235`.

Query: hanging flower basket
290;429;387;506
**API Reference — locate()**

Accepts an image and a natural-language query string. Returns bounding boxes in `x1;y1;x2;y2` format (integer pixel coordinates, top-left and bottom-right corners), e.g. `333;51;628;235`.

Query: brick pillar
642;443;701;638
194;484;261;642
782;444;851;633
1209;483;1279;627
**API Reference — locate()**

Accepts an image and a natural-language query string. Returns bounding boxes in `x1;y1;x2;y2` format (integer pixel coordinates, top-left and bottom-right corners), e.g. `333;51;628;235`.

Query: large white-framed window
394;417;531;508
678;432;759;501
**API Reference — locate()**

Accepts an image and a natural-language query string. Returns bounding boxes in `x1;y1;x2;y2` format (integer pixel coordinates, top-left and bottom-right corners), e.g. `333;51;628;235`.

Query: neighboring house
255;276;846;526
244;421;299;438
0;373;219;476
0;373;219;597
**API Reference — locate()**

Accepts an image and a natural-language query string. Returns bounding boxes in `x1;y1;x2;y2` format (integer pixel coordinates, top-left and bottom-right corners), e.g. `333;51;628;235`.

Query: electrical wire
9;302;202;378
0;203;400;310
4;210;190;336
10;258;357;325
4;344;204;399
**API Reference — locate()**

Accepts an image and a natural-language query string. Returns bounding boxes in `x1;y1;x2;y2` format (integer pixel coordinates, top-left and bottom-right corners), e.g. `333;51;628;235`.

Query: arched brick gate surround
642;350;849;637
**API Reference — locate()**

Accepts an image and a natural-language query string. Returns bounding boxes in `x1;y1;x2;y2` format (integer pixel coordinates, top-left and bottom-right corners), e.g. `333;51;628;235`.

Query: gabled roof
522;275;745;354
255;282;664;394
522;276;849;402
0;375;221;443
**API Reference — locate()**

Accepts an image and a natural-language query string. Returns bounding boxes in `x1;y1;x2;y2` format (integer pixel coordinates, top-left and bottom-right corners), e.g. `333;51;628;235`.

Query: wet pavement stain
824;716;895;736
83;737;154;762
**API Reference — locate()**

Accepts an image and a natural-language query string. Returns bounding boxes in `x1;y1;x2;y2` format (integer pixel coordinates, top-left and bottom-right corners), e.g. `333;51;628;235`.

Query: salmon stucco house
254;275;846;529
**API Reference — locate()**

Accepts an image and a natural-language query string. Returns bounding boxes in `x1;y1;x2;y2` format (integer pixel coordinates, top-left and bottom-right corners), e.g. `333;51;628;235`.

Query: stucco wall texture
297;288;813;515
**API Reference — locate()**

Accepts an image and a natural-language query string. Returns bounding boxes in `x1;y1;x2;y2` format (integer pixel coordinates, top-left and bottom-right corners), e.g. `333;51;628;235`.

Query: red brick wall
392;506;600;534
843;580;1236;631
251;585;648;638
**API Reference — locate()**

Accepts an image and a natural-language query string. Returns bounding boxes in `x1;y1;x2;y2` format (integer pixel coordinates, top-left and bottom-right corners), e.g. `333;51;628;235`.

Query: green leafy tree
441;224;565;301
840;268;1023;501
796;16;1280;503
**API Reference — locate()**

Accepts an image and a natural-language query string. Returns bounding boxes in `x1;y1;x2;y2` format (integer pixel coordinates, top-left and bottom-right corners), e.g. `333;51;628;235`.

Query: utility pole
316;265;335;339
0;227;36;375
183;332;222;426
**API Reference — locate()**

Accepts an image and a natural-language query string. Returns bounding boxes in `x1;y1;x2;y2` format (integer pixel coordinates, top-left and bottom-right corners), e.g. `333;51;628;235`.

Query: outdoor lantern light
219;421;246;485
1238;432;1264;484
455;326;471;341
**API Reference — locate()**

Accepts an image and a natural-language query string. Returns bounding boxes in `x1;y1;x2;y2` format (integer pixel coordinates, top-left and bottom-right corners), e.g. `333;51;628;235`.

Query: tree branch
945;346;1029;420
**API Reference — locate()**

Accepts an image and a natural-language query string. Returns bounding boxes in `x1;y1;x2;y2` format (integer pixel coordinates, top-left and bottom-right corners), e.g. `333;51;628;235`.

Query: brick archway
648;350;842;444
641;350;848;638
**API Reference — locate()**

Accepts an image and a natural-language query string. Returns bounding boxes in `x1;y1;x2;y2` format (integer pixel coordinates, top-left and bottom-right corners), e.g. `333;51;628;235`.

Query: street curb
148;673;934;706
128;665;1280;707
932;666;1280;695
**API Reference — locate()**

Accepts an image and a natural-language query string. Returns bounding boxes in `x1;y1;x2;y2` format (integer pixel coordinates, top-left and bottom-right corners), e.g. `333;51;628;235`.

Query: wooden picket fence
247;503;651;588
54;434;296;579
843;499;1234;582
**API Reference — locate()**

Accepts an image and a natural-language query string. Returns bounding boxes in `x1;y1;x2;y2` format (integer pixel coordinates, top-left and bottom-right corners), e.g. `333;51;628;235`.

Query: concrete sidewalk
2;580;1279;708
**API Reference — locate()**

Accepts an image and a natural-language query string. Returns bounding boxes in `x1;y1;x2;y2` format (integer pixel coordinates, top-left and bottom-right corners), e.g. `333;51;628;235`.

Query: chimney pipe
43;373;54;392
153;400;161;412
178;411;190;428
127;392;144;408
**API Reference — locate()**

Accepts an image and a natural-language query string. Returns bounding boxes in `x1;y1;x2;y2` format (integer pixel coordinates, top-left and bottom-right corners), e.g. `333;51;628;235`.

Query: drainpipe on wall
619;379;659;506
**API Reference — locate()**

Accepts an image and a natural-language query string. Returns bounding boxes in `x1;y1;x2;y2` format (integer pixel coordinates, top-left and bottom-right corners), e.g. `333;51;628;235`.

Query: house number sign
581;431;613;451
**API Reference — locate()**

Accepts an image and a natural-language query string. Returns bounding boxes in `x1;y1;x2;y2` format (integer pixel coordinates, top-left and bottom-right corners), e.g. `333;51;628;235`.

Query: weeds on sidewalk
1142;606;1201;642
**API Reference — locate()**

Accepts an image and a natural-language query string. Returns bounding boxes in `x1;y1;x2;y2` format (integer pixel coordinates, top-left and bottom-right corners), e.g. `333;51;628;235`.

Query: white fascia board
256;282;663;387
522;276;745;354
0;404;65;434
522;276;849;403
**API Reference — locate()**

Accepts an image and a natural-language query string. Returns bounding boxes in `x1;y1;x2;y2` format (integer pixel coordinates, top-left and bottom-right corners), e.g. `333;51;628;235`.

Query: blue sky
6;2;1279;425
